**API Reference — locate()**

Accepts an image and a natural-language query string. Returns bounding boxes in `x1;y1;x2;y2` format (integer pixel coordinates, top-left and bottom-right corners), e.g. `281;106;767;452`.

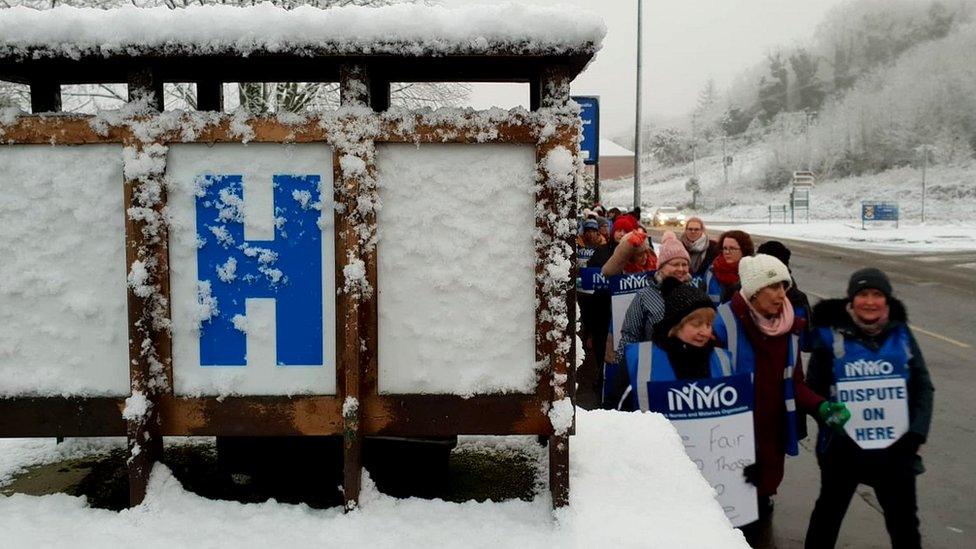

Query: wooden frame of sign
0;63;579;509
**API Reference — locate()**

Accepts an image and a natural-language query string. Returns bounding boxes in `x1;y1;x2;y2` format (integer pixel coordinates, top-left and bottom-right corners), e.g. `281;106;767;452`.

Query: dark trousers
805;438;921;549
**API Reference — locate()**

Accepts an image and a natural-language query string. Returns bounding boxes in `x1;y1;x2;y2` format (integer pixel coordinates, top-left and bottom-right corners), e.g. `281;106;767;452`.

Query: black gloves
890;431;925;456
743;462;760;487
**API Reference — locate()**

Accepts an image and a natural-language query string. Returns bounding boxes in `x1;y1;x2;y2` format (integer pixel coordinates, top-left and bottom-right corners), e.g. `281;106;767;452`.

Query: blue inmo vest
704;268;725;305
623;341;733;412
713;302;801;456
816;325;912;450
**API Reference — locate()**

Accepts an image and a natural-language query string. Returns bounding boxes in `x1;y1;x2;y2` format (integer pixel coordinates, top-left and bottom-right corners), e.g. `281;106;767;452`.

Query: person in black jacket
804;268;934;549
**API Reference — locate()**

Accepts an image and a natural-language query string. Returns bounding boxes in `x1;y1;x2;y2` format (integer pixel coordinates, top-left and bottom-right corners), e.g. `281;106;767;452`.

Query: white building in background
597;138;634;180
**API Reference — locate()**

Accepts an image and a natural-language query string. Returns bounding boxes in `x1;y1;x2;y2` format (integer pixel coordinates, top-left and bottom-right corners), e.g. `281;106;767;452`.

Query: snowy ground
724;221;976;254
0;409;747;549
598;149;976;253
600;147;976;232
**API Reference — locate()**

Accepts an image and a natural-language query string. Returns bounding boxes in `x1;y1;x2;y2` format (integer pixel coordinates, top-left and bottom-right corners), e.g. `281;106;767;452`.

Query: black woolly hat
757;240;792;267
847;267;893;299
655;278;716;339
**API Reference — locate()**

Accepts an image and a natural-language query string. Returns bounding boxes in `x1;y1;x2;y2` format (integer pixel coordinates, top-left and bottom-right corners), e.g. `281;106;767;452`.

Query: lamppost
915;144;936;223
633;0;643;210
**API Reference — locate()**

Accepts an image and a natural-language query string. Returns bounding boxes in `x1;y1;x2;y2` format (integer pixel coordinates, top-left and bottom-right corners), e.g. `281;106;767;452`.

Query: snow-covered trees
653;0;976;188
649;127;694;167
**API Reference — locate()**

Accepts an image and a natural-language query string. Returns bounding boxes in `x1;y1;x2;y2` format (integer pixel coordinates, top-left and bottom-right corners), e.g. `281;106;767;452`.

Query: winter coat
615;274;665;361
704;266;739;305
612;337;731;411
688;238;720;283
582;241;618;368
787;281;814;352
805;298;934;474
713;292;825;496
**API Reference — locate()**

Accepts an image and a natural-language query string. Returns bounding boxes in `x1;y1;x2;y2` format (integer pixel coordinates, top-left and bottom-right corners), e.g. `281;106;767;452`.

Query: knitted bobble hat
657;230;691;267
654;277;716;339
738;254;792;300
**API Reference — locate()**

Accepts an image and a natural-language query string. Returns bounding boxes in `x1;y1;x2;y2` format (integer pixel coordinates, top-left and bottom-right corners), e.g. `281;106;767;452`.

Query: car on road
651;207;686;227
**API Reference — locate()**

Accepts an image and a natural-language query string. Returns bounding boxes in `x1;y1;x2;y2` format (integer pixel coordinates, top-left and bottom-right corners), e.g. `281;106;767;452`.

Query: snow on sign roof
0;4;606;59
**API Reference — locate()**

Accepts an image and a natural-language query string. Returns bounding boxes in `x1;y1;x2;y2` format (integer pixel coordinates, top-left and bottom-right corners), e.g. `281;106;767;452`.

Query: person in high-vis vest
605;234;694;409
616;278;732;411
804;268;933;549
712;254;825;542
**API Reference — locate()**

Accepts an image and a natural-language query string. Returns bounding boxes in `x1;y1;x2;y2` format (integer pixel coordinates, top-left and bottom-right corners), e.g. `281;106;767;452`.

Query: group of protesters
576;206;934;549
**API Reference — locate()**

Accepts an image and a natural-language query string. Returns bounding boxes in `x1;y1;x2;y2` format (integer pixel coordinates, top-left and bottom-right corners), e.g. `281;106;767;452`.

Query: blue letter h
196;174;323;366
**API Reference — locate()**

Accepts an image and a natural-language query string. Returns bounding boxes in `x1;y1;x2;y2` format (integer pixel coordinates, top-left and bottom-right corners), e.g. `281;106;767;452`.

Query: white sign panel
376;144;537;395
167;144;336;396
0;145;129;396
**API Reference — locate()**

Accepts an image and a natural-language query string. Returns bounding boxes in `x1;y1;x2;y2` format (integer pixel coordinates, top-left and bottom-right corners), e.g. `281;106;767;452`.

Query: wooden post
29;79;61;114
123;72;170;507
336;63;375;510
536;66;576;509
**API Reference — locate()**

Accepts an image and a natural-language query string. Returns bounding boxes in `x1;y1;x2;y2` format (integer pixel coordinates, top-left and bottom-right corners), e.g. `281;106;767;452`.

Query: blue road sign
861;201;900;229
572;96;600;165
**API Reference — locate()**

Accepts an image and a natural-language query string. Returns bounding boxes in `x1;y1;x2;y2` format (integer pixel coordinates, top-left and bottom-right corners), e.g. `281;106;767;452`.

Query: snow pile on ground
0;4;605;59
0;409;747;548
731;221;976;253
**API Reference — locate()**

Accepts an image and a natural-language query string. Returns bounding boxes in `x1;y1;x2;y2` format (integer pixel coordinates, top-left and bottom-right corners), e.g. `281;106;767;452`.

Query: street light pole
916;144;934;224
921;148;927;224
633;0;643;210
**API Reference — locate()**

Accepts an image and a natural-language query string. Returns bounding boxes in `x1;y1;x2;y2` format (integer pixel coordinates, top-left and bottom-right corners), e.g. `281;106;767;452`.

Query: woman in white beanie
712;254;826;545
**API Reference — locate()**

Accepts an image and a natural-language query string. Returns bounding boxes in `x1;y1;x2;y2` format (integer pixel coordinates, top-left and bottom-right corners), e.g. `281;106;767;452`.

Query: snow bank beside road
730;221;976;254
0;410;747;548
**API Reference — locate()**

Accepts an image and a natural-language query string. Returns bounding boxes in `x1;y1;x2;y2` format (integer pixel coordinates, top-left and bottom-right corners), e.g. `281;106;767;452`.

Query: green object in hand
818;401;851;431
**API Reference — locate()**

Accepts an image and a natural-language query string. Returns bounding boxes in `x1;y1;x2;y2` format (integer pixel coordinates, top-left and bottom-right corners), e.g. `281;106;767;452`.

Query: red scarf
625;253;657;273
711;254;739;286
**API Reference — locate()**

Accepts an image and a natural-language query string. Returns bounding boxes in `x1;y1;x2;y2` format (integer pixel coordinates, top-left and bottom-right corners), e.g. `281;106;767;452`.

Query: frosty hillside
0;3;749;547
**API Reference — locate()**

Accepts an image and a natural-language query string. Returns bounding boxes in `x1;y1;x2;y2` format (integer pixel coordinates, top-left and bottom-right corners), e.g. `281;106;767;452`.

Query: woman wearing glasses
704;229;754;304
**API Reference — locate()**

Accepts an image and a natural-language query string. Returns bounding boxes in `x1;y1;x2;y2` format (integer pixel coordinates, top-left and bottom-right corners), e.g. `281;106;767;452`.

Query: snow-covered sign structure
0;5;603;510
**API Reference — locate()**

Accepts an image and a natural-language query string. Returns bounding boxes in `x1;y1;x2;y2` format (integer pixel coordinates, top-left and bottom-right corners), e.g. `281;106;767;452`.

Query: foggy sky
448;0;850;138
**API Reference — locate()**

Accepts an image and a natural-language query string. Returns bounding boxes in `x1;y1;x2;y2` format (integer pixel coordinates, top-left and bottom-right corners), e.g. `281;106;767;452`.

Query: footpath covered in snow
0;409;747;548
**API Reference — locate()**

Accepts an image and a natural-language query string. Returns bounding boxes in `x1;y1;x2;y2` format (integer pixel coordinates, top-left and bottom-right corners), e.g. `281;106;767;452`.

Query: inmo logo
844;359;894;377
667;382;738;411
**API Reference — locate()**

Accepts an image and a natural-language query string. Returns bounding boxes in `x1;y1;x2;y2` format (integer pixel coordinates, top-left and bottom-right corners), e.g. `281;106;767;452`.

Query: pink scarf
744;292;795;337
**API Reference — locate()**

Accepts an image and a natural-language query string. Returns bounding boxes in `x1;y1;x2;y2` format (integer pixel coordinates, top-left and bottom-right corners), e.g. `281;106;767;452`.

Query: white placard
648;374;758;527
674;411;759;527
609;273;651;352
838;377;909;450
